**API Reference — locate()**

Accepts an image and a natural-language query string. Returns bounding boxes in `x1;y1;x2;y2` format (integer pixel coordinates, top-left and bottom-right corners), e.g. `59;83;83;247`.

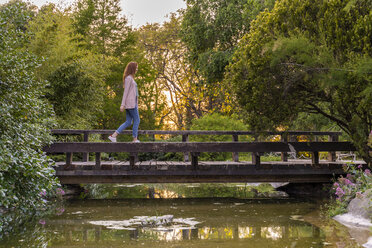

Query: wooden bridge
44;130;366;184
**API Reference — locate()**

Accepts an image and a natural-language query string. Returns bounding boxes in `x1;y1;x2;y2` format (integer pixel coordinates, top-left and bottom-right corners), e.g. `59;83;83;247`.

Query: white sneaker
108;135;117;142
133;139;140;143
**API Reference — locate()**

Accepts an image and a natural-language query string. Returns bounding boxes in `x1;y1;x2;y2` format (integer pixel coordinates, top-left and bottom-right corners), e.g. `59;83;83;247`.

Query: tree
72;0;131;56
138;14;210;129
0;0;59;211
27;4;108;129
180;0;275;113
226;0;372;164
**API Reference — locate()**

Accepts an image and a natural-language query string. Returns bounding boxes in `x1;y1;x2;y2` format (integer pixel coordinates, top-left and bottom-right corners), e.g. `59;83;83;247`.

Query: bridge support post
82;132;89;162
281;133;288;162
95;152;101;169
252;152;261;165
232;135;239;162
129;153;137;168
191;152;199;168
328;134;339;162
66;152;72;166
312;152;319;164
183;134;189;162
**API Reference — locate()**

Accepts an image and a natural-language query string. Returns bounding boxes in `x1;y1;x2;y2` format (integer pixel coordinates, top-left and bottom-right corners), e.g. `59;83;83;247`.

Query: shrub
328;163;372;216
0;1;60;214
189;113;249;161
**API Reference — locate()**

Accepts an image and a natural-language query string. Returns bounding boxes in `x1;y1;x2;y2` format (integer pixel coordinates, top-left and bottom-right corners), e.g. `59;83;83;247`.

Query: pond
0;184;367;248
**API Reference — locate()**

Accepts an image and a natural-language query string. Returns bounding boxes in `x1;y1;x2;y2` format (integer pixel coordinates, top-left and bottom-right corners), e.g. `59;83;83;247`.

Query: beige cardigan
121;75;138;109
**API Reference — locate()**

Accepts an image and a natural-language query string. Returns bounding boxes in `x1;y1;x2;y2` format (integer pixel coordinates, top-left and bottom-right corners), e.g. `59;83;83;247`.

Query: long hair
123;62;138;83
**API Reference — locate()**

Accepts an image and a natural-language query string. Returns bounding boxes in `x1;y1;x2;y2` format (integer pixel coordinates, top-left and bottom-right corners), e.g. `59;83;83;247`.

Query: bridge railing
49;129;345;166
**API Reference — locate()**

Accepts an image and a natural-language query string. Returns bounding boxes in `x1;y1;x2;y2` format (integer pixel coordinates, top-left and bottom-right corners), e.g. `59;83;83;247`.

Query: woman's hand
120;105;125;112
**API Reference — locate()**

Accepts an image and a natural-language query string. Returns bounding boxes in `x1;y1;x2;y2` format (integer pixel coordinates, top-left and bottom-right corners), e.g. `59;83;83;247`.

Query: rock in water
347;189;372;220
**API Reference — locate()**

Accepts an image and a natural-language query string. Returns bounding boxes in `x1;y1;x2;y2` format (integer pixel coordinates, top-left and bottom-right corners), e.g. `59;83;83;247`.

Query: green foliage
72;0;131;55
26;4;109;129
46;55;107;129
0;0;59;212
180;0;275;114
181;0;275;84
227;0;372;165
190;113;248;160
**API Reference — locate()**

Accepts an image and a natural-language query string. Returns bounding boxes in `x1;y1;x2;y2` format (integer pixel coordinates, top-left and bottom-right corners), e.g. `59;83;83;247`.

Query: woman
108;62;140;142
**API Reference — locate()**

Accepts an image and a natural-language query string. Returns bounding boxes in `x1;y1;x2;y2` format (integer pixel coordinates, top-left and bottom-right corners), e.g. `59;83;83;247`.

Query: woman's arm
121;76;131;108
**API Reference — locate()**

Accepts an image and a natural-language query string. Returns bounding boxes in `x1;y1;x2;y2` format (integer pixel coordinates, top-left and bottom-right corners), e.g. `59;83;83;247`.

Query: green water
0;184;366;248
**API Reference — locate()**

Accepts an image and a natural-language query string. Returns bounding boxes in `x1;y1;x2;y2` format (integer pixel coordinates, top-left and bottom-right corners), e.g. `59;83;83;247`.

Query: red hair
123;62;138;84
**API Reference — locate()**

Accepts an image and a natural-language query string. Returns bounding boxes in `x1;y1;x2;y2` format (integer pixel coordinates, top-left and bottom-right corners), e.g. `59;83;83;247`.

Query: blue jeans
116;107;140;138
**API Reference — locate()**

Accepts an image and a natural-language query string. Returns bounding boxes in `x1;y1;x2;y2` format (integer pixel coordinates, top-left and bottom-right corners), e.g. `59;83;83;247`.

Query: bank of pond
0;183;370;247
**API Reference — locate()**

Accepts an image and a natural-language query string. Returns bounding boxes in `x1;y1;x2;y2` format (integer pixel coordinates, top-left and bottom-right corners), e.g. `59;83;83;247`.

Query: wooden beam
66;152;72;165
252;152;261;166
51;129;342;136
232;134;239;162
281;134;288;162
129;153;136;168
328;135;339;162
312;152;319;164
182;134;189;162
95;152;101;169
191;152;199;168
44;141;357;153
82;132;89;162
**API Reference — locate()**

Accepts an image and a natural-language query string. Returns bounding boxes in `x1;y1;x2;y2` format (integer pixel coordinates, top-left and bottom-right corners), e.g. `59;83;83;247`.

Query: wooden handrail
51;129;342;136
44;141;355;153
44;141;357;167
48;129;346;166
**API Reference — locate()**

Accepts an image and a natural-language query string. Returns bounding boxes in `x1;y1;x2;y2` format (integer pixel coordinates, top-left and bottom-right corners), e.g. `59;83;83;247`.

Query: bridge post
183;134;189;162
129;153;136;168
82;132;89;162
191;152;199;168
232;134;239;162
95;152;101;169
312;152;319;164
289;135;298;159
328;134;339;161
66;152;72;166
281;133;288;162
252;152;261;165
252;135;260;165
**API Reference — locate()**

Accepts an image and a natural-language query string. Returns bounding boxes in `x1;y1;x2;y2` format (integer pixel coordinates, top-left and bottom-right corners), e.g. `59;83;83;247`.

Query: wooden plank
82;132;89;162
44;141;357;153
312;152;319;164
182;134;189;162
328;135;339;162
95;152;101;169
281;134;288;162
191;152;199;168
66;152;72;165
51;129;342;136
232;134;239;162
55;161;350;184
252;152;261;166
129;154;136;168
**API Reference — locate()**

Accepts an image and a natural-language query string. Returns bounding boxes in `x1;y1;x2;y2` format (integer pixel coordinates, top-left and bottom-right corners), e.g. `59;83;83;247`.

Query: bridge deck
45;130;367;184
53;159;364;184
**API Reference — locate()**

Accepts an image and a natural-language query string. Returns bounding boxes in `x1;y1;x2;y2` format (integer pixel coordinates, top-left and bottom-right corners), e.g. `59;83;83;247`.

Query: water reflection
46;221;322;242
86;183;283;199
0;198;365;248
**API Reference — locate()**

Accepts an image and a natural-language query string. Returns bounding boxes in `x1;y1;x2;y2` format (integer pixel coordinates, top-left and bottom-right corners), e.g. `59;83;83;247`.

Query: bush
328;163;372;216
189;113;249;161
0;1;60;214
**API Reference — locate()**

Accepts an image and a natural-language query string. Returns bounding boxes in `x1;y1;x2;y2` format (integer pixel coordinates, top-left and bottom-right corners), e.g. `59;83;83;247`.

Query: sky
0;0;186;27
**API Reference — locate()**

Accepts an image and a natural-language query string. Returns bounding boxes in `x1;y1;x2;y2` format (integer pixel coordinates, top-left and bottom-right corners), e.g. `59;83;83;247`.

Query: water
0;184;367;248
